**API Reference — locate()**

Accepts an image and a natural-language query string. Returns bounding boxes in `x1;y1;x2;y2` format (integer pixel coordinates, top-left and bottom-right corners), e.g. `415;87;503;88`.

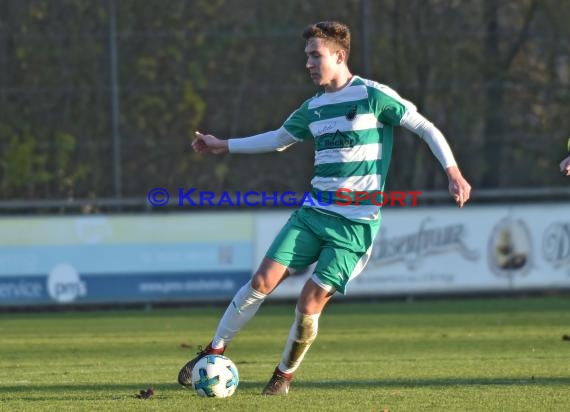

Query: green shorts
266;207;381;294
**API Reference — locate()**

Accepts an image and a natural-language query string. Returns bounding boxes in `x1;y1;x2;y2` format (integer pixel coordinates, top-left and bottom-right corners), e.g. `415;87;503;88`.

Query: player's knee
296;299;327;316
250;261;288;294
250;272;274;295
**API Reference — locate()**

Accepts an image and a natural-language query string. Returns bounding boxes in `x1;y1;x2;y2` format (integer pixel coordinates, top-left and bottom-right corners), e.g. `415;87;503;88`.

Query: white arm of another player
400;110;457;169
228;127;299;154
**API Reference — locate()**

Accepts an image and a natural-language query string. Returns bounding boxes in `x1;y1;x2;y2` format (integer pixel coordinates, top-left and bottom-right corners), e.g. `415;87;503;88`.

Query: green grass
1;296;569;411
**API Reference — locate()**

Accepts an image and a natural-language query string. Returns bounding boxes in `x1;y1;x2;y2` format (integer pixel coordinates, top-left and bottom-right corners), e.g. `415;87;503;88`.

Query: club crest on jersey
346;105;357;121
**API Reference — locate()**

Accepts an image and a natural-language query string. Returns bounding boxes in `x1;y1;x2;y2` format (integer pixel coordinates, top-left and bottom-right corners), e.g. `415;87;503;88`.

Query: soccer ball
191;354;239;398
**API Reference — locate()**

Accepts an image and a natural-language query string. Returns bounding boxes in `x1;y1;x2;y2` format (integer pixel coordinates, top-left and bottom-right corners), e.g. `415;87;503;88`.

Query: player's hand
192;131;229;155
560;155;570;176
446;166;471;208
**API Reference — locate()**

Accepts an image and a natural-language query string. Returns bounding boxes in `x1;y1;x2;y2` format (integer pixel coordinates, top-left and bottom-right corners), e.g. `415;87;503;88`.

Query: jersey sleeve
282;100;313;141
367;83;417;126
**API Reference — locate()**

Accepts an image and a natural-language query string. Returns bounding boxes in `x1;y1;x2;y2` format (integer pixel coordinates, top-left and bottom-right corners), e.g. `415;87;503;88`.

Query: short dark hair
302;21;351;59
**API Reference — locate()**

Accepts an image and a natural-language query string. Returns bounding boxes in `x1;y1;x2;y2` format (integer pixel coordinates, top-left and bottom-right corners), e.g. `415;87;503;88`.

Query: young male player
178;21;471;395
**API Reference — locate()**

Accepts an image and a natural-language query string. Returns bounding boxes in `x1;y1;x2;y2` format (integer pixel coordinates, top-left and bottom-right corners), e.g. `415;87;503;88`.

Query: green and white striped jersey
283;75;416;223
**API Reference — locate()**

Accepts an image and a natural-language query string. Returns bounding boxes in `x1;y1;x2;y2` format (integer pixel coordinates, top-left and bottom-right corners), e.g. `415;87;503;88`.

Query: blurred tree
0;0;109;200
481;0;537;187
0;0;569;206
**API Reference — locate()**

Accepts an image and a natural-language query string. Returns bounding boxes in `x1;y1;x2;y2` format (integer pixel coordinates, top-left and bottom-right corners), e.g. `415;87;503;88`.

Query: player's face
305;37;342;89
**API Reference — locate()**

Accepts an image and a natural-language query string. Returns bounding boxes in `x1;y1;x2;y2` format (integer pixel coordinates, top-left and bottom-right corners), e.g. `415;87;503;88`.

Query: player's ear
336;49;347;64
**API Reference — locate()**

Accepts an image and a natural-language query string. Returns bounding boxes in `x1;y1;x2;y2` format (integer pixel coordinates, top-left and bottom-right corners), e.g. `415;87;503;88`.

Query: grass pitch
1;296;569;411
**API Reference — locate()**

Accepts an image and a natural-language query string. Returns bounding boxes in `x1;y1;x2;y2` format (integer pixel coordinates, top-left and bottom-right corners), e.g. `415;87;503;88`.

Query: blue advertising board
0;213;253;305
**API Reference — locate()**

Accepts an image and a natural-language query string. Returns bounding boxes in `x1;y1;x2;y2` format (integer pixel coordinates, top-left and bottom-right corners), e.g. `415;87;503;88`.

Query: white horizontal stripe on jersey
315;143;382;165
311;174;382;192
309;113;383;138
308;85;369;110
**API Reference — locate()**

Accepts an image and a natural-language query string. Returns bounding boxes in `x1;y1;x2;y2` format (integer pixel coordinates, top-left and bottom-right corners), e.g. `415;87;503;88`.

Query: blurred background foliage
0;0;569;204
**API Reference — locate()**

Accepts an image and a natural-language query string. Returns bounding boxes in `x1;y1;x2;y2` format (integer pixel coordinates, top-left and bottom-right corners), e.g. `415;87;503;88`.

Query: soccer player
560;154;570;176
178;21;471;395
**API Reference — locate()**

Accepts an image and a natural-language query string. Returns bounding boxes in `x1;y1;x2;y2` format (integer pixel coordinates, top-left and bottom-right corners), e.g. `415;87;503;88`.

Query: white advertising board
254;204;570;298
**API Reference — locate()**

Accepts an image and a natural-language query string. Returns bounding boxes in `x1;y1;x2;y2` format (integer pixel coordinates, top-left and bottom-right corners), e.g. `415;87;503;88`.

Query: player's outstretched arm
446;165;471;208
560;155;570;176
192;131;229;155
399;111;471;207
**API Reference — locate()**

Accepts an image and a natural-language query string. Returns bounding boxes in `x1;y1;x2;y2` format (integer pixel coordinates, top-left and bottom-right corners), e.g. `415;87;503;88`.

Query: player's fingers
459;194;468;207
456;196;464;208
455;186;469;208
459;181;471;206
454;197;461;207
192;141;207;153
452;190;462;207
461;192;468;207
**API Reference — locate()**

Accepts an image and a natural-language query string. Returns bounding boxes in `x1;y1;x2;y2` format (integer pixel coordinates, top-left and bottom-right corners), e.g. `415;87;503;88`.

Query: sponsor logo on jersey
319;130;356;149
